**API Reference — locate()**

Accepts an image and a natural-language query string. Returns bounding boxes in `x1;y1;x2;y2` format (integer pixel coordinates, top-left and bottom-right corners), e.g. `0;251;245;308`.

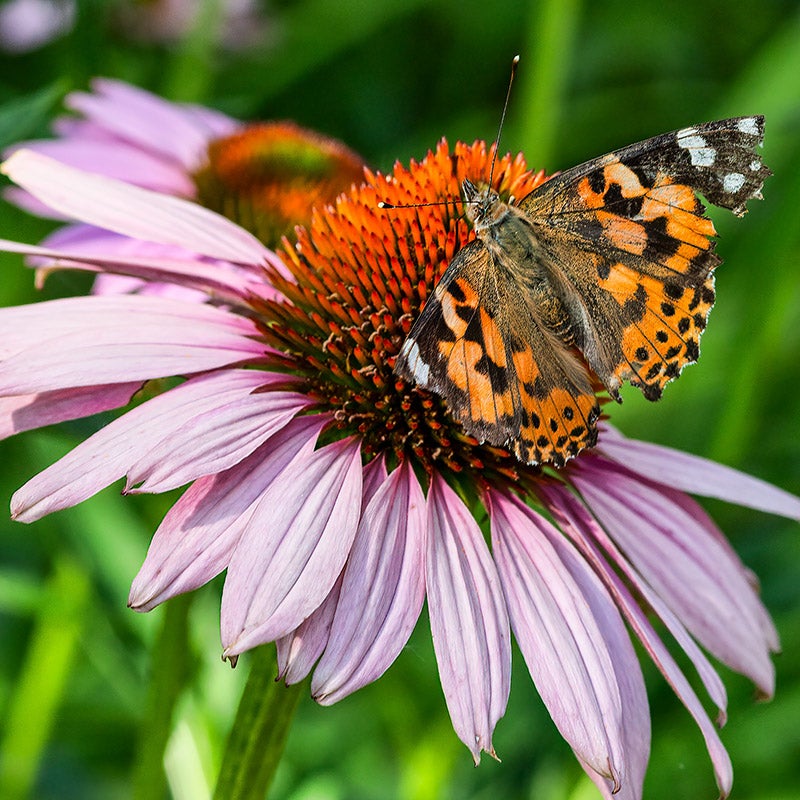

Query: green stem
132;594;194;800
213;647;303;800
518;0;582;167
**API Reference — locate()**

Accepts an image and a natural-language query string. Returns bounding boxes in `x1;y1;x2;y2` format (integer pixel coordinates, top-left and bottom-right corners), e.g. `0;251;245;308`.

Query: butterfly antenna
379;55;519;211
487;54;520;188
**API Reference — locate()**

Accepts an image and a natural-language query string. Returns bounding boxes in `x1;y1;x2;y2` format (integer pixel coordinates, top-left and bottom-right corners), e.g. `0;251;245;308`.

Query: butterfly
394;117;770;467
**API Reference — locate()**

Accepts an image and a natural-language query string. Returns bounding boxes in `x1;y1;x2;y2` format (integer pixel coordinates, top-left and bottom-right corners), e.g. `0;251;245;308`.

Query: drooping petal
0;237;275;304
276;576;342;686
129;414;328;611
541;484;734;799
11;370;285;522
574;456;776;695
276;456;388;684
598;424;800;520
126;388;311;493
489;490;649;798
0;295;264;394
221;436;363;656
425;473;510;764
2;150;269;266
0;382;141;440
543;478;729;718
312;459;427;704
666;489;780;653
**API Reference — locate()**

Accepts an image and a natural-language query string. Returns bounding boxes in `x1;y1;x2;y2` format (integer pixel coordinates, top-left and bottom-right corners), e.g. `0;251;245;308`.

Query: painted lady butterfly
395;116;770;467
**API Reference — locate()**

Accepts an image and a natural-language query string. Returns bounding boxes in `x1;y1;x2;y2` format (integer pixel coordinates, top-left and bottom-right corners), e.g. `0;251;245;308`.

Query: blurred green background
0;1;799;798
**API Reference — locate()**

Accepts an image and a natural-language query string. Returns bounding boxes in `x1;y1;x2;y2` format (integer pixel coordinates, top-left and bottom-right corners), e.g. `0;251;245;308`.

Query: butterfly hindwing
395;240;600;466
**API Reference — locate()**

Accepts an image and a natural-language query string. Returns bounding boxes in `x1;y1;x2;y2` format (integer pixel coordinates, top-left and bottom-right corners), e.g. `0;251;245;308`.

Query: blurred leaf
715;10;800;129
251;0;428;99
0;82;65;150
0;569;41;615
163;0;225;103
0;555;91;799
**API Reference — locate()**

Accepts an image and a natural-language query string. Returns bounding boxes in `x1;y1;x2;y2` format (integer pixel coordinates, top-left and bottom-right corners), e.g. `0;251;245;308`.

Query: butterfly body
395;117;770;467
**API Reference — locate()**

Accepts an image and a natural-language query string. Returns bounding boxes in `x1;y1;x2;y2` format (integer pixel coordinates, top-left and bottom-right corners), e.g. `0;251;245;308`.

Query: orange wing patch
513;379;599;467
598;261;715;398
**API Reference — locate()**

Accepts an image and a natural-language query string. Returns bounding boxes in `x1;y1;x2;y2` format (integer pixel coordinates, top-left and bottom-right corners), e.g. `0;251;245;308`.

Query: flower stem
213;646;302;800
132;594;193;800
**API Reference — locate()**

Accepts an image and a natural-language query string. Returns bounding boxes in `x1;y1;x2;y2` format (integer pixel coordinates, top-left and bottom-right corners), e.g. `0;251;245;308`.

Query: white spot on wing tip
677;132;716;166
737;117;760;136
723;172;746;193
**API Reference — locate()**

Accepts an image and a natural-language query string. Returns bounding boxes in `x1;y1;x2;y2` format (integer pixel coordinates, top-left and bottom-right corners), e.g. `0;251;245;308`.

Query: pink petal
541;485;734;798
6;137;195;195
667;490;780;653
0;295;263;393
0;236;276;304
69;77;237;169
312;460;427;704
425;473;510;764
2;150;269;266
546;475;729;718
574;456;776;695
181;102;240;139
276;457;388;684
129;414;328;611
276;576;342;686
221;436;363;656
0;382;141;440
126;387;310;494
3;185;71;220
489;490;649;798
11;370;285;522
598;424;800;520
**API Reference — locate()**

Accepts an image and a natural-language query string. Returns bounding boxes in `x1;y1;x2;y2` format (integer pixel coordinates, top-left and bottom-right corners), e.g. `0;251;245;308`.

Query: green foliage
1;0;799;798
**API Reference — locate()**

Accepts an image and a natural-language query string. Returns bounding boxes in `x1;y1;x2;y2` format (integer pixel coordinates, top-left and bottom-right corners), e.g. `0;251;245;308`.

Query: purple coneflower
1;132;798;800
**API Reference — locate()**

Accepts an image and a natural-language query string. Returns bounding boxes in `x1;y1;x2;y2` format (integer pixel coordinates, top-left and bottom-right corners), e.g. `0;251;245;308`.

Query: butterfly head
462;177;504;234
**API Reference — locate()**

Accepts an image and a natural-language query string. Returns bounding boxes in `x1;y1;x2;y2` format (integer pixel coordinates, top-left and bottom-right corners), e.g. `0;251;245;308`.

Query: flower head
1;126;798;800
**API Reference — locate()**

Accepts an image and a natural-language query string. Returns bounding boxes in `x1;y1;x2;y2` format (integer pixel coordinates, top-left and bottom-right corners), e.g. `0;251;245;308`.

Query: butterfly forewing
395;241;600;466
518;116;769;400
